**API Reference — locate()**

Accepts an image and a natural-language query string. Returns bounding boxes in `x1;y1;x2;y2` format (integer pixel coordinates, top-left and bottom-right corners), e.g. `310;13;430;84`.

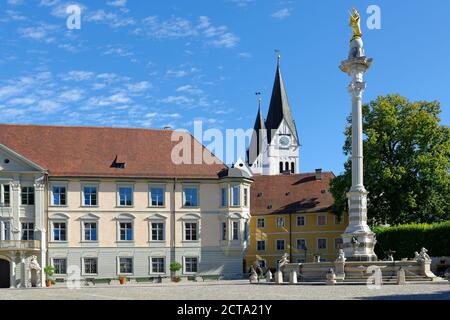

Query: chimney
315;168;322;180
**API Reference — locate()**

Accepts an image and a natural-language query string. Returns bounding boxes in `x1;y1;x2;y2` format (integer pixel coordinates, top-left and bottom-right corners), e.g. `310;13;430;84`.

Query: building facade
245;171;348;270
0;125;252;288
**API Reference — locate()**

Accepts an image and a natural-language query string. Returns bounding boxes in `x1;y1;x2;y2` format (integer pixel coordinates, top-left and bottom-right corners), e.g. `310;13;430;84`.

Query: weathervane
274;49;281;64
255;91;262;108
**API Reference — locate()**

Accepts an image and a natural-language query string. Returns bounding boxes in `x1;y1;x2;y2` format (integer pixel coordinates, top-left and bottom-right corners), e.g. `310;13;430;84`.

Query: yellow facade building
245;170;348;270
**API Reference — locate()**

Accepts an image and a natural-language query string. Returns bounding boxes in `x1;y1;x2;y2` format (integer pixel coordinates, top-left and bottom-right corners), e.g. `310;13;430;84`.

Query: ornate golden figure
349;8;362;41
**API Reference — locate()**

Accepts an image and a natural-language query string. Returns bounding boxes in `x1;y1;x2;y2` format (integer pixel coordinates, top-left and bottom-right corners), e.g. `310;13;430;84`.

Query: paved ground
0;280;449;300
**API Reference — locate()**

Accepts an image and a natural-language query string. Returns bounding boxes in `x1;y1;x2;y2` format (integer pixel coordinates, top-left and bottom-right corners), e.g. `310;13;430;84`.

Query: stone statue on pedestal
336;249;346;262
326;268;337;285
249;266;258;284
29;255;41;288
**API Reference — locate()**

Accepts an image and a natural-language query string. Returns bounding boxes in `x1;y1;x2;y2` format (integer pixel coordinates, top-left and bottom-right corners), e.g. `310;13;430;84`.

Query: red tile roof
0;124;227;179
250;172;335;215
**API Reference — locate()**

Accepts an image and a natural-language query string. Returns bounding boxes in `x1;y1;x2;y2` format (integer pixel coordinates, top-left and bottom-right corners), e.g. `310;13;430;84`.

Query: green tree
331;94;450;225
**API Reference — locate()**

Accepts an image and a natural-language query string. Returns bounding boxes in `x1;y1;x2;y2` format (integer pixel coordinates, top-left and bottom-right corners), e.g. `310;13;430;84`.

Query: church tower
247;56;300;175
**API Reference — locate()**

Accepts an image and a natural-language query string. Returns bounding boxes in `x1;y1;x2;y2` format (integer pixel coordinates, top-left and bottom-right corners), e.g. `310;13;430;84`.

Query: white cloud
58;89;84;102
142;16;198;38
5;10;26;21
7;0;24;5
176;85;203;95
107;0;127;7
85;10;135;28
61;70;94;81
161;95;194;105
238;52;252;58
6;97;36;106
197;16;239;48
39;0;60;6
126;81;152;93
50;2;86;18
36;100;63;113
211;32;239;48
271;8;292;19
166;69;189;78
228;0;253;7
18;24;58;43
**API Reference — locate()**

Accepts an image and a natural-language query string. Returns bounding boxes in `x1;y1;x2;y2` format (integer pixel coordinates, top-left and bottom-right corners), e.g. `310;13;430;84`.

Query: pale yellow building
245;170;348;270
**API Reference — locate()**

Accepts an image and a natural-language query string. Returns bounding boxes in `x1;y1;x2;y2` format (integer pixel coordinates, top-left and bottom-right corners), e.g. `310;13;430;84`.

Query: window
119;222;133;241
243;188;249;207
231;185;240;206
276;240;285;251
221;222;227;241
334;238;343;249
220;187;228;207
296;239;306;250
21;187;35;205
53;222;67;241
183;187;198;207
151;257;165;274
52;186;66;206
334;215;343;224
0;184;10;207
118;186;133;206
285;162;289;172
83;222;98;241
119;257;133;274
53;258;67;275
83;186;98;206
151;222;165;241
291;162;295;174
184;257;198;273
257;260;266;268
257;240;266;251
318;238;327;250
1;221;11;240
279;162;283;173
232;221;239;240
297;216;305;226
257;218;265;228
317;215;327;226
21;222;34;240
149;187;165;207
276;217;285;228
84;258;98;275
184;222;198;241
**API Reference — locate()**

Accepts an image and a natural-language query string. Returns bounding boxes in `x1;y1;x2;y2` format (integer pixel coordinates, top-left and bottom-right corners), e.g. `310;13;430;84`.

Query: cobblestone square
0;280;448;300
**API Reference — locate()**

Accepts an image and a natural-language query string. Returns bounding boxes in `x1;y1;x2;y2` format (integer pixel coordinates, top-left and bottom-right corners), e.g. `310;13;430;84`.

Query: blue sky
0;0;449;175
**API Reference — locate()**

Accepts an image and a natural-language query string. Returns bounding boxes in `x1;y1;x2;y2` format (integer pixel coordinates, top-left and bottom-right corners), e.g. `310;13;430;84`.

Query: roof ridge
0;123;176;133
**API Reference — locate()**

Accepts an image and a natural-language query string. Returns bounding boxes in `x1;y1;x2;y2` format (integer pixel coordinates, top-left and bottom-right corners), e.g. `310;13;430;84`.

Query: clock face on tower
279;136;291;147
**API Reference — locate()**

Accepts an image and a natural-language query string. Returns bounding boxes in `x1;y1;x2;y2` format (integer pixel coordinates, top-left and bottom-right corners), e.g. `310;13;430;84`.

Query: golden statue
349;8;362;41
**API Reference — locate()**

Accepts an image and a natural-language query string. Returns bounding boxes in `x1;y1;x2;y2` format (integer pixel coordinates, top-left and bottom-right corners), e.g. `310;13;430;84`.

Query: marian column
339;8;377;261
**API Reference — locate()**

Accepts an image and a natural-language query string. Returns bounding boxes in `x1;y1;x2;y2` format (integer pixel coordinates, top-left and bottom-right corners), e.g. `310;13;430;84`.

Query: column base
342;231;378;262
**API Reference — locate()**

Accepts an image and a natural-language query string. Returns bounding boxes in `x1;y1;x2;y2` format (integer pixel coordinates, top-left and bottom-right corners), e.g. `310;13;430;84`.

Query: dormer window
111;155;126;169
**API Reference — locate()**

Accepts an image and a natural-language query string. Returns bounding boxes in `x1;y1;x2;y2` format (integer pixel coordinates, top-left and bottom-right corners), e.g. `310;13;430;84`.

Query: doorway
0;259;10;288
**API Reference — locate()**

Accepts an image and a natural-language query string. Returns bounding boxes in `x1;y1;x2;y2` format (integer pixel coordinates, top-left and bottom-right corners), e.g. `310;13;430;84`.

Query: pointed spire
247;93;267;165
265;56;299;144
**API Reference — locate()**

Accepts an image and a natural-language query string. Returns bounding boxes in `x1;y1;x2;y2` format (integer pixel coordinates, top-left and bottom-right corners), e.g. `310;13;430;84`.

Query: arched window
291;162;295;173
285;162;289;172
279;162;283;173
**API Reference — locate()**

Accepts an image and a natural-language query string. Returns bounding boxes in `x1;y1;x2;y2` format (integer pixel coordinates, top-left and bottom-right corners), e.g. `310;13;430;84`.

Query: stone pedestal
334;260;345;281
274;271;283;284
266;270;273;282
339;37;377;262
397;268;406;285
289;270;297;284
